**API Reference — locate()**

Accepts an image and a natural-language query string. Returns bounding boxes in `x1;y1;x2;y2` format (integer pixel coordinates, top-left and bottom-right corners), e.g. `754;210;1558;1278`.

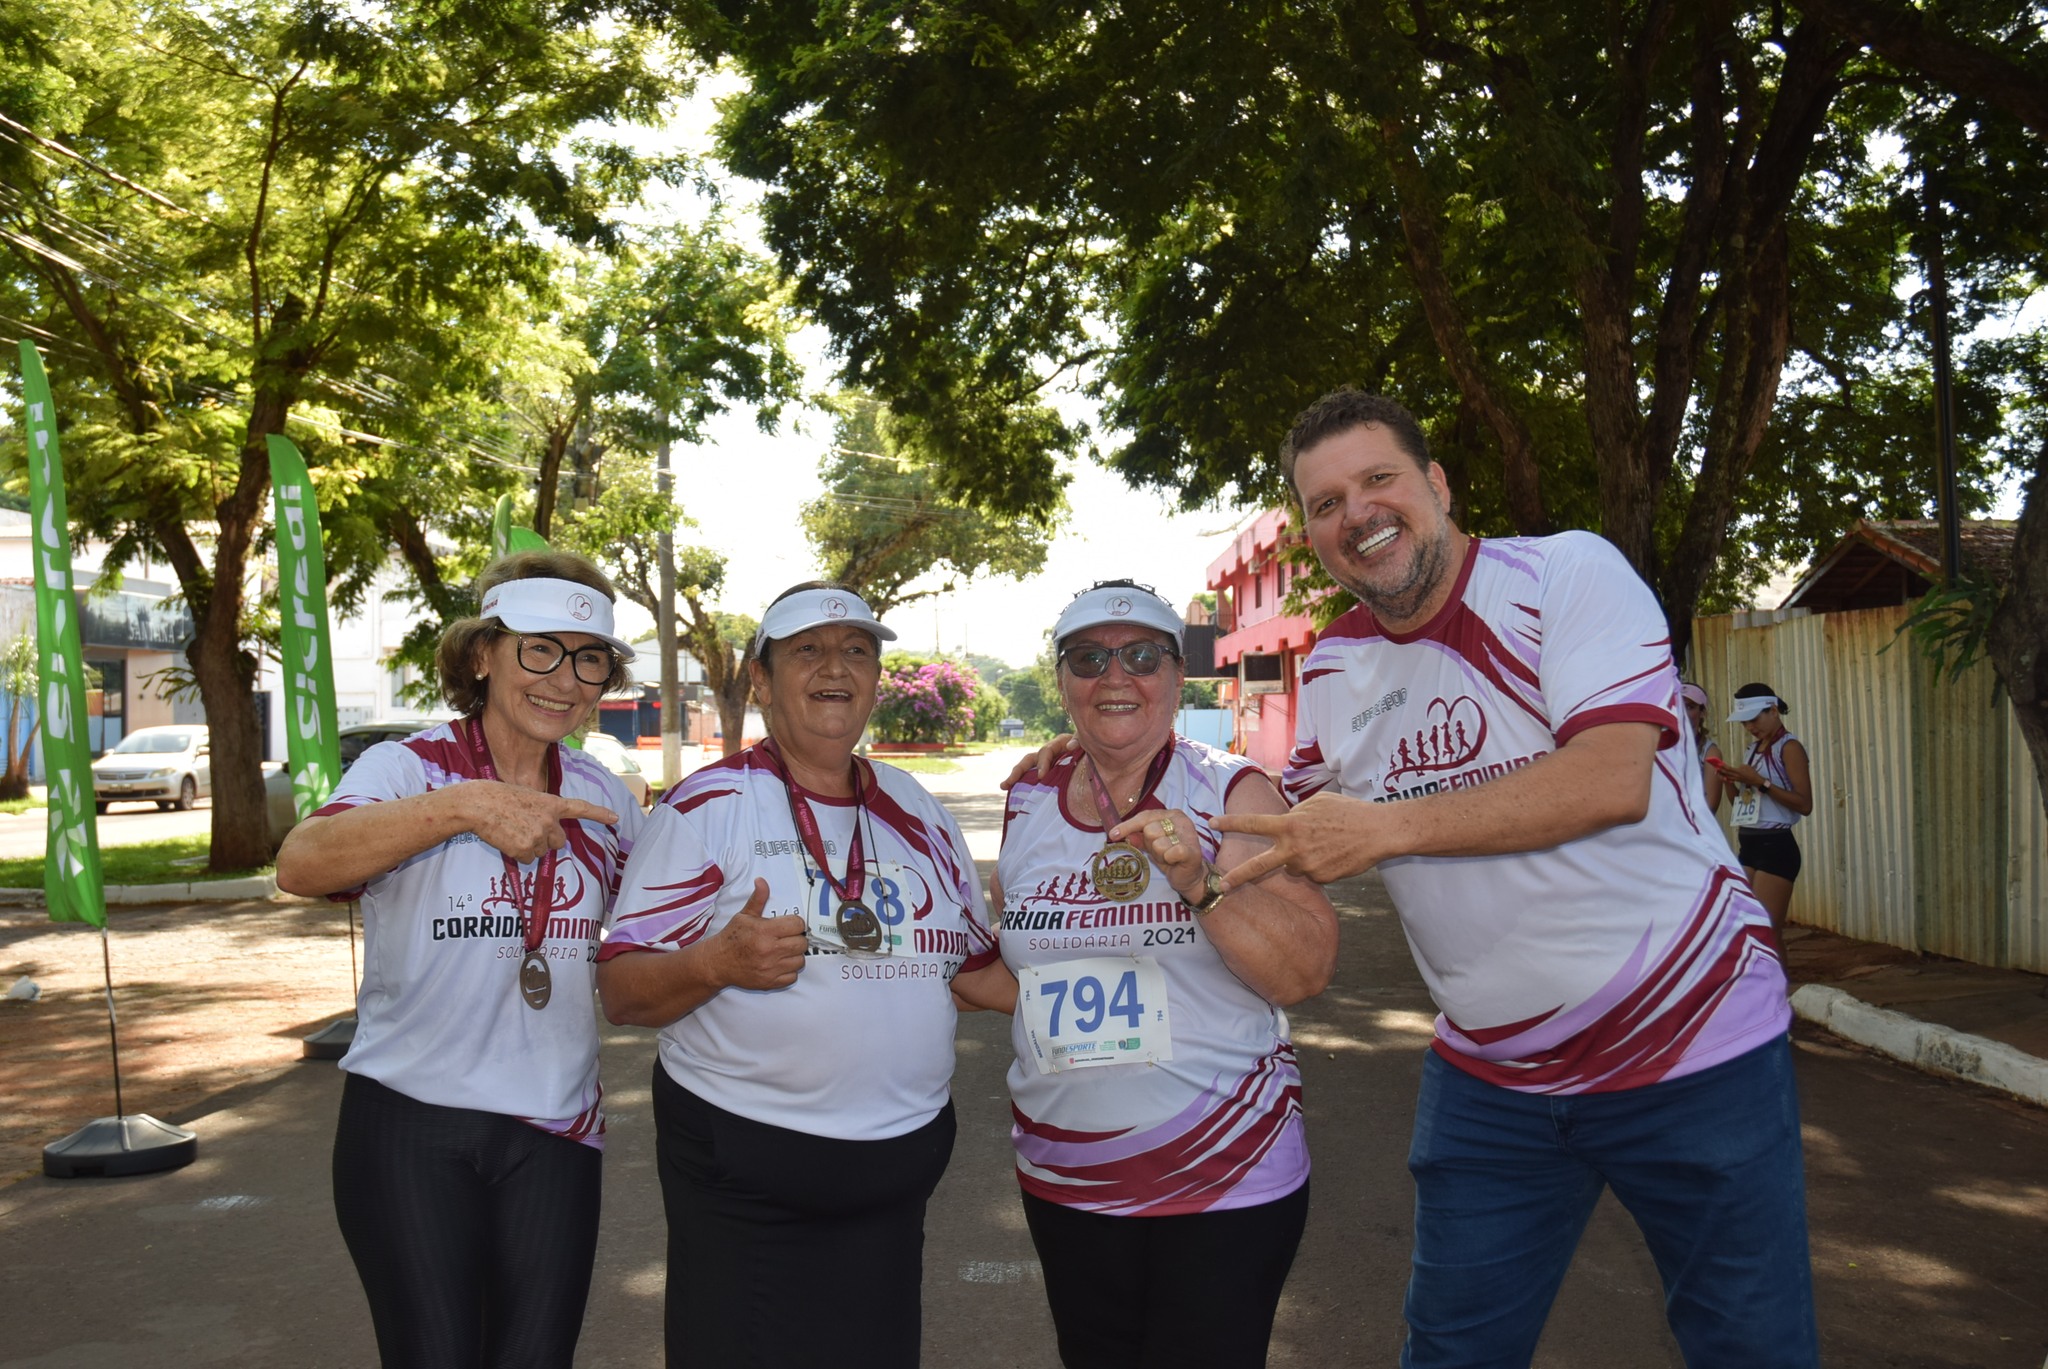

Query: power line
0;112;207;220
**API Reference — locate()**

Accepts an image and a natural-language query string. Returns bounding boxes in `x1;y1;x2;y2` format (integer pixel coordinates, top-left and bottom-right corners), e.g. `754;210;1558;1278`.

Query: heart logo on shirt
1384;695;1488;786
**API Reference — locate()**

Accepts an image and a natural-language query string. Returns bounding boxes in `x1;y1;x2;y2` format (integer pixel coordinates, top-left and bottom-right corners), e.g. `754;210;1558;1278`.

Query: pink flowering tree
872;658;983;744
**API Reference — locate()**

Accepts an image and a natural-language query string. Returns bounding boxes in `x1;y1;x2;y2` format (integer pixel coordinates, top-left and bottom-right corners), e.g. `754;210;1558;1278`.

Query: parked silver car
93;725;211;813
264;719;446;843
578;731;653;808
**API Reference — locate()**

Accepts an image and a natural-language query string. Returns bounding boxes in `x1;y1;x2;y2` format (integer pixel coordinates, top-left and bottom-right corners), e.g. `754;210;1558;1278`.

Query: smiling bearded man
1214;388;1818;1369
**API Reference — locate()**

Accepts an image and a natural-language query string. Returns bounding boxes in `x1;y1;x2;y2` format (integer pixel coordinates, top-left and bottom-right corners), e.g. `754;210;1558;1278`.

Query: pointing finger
1212;812;1290;839
1216;848;1288;895
554;797;621;826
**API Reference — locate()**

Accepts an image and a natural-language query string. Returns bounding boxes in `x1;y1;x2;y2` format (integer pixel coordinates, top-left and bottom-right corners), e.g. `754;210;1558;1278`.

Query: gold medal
1089;841;1151;901
519;951;553;1010
836;900;883;952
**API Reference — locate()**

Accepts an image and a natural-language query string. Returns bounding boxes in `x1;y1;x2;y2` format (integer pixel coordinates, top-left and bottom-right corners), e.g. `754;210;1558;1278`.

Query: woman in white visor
598;580;1012;1368
278;550;643;1367
1716;682;1814;940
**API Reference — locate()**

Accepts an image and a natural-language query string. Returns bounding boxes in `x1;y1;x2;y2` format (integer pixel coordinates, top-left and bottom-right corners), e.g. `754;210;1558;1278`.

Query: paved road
1;749;2043;1367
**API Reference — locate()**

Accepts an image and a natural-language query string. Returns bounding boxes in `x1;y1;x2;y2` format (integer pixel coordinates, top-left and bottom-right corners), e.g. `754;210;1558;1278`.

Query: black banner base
43;1115;198;1179
301;1016;357;1060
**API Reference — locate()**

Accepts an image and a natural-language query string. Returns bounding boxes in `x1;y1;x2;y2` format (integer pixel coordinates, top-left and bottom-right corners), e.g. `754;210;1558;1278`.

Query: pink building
1206;508;1318;775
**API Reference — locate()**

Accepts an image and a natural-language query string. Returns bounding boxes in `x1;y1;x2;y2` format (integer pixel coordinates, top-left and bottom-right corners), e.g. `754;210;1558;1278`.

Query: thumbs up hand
709;878;808;991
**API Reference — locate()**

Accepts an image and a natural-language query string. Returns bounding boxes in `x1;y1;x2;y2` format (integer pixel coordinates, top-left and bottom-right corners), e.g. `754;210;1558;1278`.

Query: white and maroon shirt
997;738;1309;1215
314;722;644;1146
1739;730;1805;830
1286;532;1788;1094
600;747;998;1142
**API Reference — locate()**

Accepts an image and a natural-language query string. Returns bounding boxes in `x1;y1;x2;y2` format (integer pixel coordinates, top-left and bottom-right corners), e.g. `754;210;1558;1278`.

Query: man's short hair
1279;388;1431;500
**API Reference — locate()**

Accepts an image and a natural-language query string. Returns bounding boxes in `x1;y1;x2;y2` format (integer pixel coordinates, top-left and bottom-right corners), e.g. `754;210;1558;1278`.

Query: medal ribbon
1081;737;1178;840
462;716;559;954
759;738;867;907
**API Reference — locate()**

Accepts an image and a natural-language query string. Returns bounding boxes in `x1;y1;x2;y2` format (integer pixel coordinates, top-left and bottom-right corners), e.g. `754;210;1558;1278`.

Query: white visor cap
1727;694;1780;722
754;588;897;655
480;577;637;660
1053;583;1185;652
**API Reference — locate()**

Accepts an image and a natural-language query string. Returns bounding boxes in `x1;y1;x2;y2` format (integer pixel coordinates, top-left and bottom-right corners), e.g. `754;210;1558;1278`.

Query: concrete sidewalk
1781;922;2048;1107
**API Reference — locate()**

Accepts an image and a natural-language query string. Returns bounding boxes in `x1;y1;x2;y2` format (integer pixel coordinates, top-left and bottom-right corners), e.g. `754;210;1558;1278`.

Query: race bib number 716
1018;956;1173;1075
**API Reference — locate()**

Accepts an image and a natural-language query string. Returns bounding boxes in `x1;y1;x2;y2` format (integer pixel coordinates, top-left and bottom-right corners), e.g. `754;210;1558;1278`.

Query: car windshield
110;731;195;755
584;738;640;772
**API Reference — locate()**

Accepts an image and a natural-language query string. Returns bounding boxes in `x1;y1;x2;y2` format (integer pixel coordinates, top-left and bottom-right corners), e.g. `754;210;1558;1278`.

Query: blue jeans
1402;1038;1818;1369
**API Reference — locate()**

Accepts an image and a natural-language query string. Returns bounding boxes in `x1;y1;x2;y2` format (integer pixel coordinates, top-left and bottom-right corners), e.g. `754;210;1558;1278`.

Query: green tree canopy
688;0;2045;657
0;0;691;866
802;393;1066;615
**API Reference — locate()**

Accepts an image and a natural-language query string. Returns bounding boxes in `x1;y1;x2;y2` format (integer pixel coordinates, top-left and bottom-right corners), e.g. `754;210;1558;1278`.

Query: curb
0;873;279;907
1791;983;2048;1109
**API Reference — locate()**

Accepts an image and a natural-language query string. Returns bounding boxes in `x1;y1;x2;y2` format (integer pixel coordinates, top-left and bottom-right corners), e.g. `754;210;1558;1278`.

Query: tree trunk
194;389;295;871
1377;119;1551;536
533;422;571;538
656;441;681;791
715;669;750;757
1987;448;2048;807
0;721;27;802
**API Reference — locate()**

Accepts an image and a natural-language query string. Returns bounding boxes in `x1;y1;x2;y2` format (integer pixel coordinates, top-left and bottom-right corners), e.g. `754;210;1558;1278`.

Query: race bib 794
1018;955;1173;1075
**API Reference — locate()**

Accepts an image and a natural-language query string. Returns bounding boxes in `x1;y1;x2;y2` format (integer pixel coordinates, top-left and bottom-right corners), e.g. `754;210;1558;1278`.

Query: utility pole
656;440;681;790
1925;176;1965;584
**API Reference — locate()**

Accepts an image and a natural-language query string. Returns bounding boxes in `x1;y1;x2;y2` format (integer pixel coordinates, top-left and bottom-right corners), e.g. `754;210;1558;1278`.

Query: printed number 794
1040;970;1144;1036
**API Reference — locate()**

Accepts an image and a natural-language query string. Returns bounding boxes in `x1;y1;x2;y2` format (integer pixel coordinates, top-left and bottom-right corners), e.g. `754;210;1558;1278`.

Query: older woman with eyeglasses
596;581;1008;1369
993;581;1339;1368
276;550;642;1368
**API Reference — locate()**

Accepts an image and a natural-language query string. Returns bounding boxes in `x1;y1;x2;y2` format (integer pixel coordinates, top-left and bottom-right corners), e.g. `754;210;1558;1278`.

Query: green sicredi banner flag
267;436;344;818
492;492;551;558
20;342;105;927
492;492;514;559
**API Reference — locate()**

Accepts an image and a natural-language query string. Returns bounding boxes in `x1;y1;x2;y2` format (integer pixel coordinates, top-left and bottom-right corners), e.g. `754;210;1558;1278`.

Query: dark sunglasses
504;631;618;687
1059;641;1179;679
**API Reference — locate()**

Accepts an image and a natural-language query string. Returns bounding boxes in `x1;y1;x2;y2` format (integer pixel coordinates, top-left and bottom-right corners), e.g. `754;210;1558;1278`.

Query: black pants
652;1063;956;1369
1021;1183;1311;1369
332;1072;602;1369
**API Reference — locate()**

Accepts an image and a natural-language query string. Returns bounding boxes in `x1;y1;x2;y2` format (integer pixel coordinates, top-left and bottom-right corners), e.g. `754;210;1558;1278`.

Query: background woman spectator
1719;682;1814;940
1681;681;1726;814
276;552;640;1367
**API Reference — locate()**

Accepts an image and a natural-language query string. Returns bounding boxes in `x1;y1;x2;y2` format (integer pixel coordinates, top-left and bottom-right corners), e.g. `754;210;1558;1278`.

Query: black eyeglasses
505;632;617;687
1060;641;1179;678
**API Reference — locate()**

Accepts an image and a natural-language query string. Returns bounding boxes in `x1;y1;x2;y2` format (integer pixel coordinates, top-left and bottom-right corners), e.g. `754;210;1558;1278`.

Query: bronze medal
1090;841;1151;901
519;951;553;1010
836;900;883;952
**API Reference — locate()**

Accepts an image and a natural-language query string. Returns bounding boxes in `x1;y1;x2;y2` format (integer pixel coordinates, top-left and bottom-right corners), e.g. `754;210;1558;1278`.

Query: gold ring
1158;816;1177;842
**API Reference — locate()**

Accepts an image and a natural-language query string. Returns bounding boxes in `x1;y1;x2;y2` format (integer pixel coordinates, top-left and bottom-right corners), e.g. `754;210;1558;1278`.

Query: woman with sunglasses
993;581;1339;1368
276;551;642;1367
597;581;1008;1369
